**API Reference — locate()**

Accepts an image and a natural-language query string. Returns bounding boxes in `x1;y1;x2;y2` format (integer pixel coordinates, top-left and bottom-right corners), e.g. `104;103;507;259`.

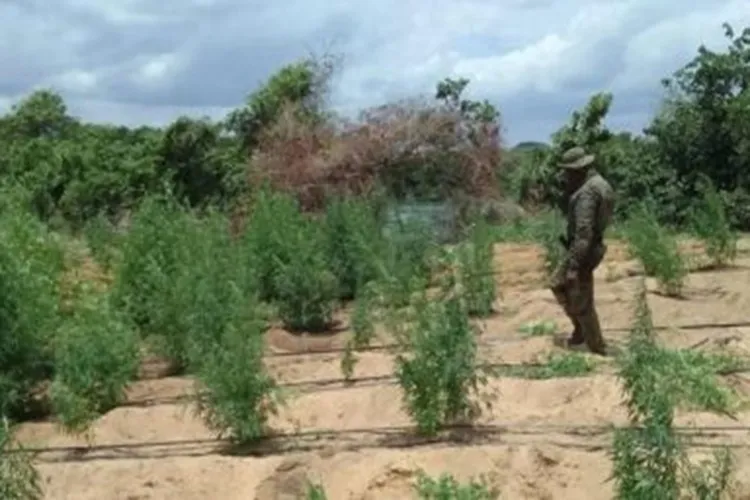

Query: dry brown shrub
246;97;503;213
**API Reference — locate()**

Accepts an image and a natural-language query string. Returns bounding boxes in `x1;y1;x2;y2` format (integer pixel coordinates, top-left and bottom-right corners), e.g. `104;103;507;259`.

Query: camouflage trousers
550;257;607;355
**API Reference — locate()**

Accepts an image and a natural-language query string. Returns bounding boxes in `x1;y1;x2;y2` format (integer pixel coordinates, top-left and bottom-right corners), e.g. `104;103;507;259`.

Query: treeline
504;23;750;228
0;23;748;230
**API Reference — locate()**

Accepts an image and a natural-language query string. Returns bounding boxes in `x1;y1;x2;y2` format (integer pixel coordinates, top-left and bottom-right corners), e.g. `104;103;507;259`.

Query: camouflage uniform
550;147;615;355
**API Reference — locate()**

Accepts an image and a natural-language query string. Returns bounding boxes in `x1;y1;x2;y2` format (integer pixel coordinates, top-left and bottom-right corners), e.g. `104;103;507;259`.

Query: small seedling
518;320;558;337
305;481;328;500
499;352;596;379
414;471;498;499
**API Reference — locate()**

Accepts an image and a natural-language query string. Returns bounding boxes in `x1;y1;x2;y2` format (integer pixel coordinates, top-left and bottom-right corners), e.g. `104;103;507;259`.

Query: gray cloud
1;0;749;143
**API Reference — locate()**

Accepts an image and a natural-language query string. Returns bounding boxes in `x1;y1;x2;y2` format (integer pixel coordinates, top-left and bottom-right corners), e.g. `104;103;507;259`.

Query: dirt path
17;239;750;499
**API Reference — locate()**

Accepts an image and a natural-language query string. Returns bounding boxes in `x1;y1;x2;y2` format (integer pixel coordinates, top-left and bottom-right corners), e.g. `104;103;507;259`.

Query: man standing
550;146;615;355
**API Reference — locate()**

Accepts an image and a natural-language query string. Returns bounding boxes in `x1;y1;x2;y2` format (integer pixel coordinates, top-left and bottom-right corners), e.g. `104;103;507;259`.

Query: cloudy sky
1;0;749;145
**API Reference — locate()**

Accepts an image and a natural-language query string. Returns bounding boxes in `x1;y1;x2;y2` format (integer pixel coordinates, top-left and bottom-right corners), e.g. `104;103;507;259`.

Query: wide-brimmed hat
558;146;595;170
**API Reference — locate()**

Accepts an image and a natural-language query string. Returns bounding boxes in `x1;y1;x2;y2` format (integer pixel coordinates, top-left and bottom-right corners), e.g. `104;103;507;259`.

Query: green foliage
644;23;750;228
508;93;613;206
690;176;738;268
50;286;140;434
110;196;192;339
612;281;735;500
239;188;302;301
111;197;256;371
500;352;596;380
0;200;65;419
535;210;567;278
414;471;498;499
341;283;378;380
395;290;488;436
0;419;43;500
305;482;328;500
225;56;334;152
82;213;122;271
377;218;437;308
322;196;382;300
449;219;497;317
624;204;687;296
273;219;338;332
193;301;281;445
156;117;244;207
240;190;337;331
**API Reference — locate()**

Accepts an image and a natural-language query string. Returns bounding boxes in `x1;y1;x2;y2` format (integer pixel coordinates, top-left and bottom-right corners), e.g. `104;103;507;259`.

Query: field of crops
2;187;750;499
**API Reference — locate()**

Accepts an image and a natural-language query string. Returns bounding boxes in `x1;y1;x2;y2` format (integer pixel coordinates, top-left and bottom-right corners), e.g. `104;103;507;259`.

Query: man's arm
567;188;599;272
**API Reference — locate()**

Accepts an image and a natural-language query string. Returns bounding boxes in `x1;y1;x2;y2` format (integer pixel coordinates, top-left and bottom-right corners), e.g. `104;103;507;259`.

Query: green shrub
690;176;738;268
395;291;487;436
273;218;338;332
81;213;122;271
110;195;192;335
624;204;687;296
322;196;382;300
375;218;436;308
239;189;302;302
0;201;65;419
532;210;567;277
193;300;281;444
612;280;735;500
50;286;140;434
341;283;378;380
163;211;254;370
450;219;496;317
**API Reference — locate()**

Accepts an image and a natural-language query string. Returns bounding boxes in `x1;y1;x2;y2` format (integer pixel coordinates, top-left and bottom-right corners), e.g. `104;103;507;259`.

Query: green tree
224;56;336;152
156;117;243;207
646;22;750;227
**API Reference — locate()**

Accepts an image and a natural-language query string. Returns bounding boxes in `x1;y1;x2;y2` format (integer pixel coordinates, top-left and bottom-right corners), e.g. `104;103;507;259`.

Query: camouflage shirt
565;170;615;272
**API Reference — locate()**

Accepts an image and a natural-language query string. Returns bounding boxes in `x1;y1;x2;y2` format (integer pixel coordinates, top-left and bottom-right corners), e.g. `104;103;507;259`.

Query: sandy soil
16;238;750;499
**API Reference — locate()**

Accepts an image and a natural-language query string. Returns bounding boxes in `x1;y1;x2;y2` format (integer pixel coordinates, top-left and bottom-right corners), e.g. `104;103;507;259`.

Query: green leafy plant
611;280;735;500
166;211;257;371
500;352;596;379
193;300;282;444
414;471;498;499
518;320;558;337
534;210;566;278
341;283;378;380
110;195;192;338
82;213;122;271
690;176;738;268
0;201;65;419
50;285;140;435
394;287;488;436
0;418;43;500
624;203;687;297
238;188;302;302
323;195;382;300
375;217;436;308
450;219;497;317
305;481;328;500
273;219;338;332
